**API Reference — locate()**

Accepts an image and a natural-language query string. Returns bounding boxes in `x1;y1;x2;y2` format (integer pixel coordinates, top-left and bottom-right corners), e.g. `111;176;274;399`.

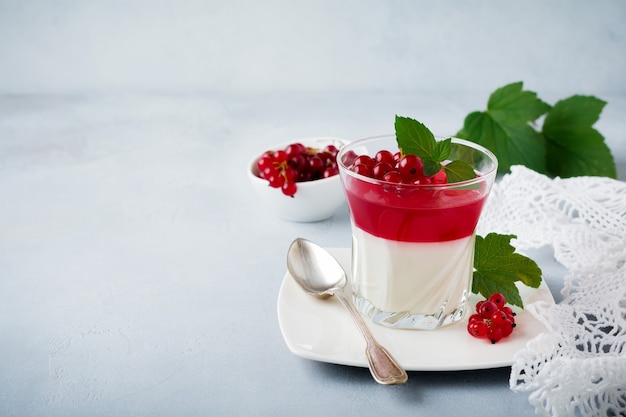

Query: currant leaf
395;116;477;182
444;160;477;183
422;159;442;177
432;138;452;162
543;95;616;178
457;81;550;174
487;81;550;122
472;233;542;309
394;115;436;158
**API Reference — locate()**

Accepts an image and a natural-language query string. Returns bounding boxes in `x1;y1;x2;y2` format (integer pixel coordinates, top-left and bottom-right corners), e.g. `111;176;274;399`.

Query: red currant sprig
467;293;517;344
256;142;340;197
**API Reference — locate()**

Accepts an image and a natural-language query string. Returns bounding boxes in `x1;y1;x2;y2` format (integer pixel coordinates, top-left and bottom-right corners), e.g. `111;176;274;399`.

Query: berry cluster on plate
467;293;517;344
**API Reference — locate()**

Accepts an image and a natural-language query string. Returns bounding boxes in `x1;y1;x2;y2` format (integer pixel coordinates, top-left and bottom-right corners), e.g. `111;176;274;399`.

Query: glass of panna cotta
337;136;498;330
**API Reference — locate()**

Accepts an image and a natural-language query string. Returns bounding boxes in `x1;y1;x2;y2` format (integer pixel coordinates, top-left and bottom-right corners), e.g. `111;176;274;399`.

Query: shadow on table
304;360;512;403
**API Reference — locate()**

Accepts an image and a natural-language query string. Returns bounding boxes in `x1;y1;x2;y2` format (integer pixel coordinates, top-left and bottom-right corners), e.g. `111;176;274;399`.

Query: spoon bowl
286;238;408;385
286;238;346;298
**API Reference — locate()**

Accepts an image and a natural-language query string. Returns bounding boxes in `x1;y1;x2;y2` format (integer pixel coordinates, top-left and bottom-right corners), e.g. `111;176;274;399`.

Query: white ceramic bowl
247;137;349;222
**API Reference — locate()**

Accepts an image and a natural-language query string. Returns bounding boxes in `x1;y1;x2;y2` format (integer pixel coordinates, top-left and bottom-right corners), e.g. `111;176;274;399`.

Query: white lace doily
477;166;626;417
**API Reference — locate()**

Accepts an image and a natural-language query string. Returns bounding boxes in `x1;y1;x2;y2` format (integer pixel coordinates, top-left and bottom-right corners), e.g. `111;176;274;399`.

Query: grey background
0;1;624;416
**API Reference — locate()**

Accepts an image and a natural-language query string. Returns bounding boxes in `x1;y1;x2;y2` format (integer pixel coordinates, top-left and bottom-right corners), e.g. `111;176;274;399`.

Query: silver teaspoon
286;238;408;385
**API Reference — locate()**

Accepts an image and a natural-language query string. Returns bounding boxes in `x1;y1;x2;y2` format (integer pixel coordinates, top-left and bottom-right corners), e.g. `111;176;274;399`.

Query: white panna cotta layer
351;227;475;328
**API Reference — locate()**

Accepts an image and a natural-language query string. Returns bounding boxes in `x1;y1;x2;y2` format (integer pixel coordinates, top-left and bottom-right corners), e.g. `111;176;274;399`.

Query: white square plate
277;248;553;371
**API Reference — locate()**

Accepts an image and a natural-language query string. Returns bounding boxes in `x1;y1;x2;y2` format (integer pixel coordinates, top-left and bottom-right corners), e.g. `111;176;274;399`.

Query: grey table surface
1;92;624;417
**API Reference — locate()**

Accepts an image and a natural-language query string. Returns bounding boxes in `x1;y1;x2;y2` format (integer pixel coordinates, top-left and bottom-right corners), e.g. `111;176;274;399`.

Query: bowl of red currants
248;137;349;222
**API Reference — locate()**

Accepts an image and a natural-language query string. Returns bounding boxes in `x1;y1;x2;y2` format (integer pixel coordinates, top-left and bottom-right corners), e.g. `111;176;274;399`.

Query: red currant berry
288;154;307;171
267;172;285;188
353;155;375;169
396;154;424;180
281;180;297;197
257;155;274;174
382;170;403;183
501;306;516;320
488;327;504;344
432;169;447;184
375;150;395;164
323;145;339;158
308;155;325;173
419;175;431;185
490;310;509;327
285;142;307;158
477;301;499;319
352;164;371;176
317;151;333;166
262;165;278;179
372;162;393;179
467;320;489;338
488;293;507;309
283;167;298;183
500;319;514;337
468;313;484;324
341;150;358;167
273;149;288;163
323;167;339;178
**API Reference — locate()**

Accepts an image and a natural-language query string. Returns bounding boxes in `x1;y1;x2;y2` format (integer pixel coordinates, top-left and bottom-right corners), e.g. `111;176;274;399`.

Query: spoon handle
335;289;408;385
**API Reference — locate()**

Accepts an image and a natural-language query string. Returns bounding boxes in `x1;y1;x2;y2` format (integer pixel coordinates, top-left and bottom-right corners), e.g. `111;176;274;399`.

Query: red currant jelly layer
341;175;489;242
338;136;497;243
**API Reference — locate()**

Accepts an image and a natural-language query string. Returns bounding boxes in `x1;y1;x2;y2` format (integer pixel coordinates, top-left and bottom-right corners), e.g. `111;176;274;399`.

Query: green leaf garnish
543;95;616;178
457;82;550;174
444;160;479;184
395;115;477;182
472;233;542;309
422;159;443;177
394;116;436;158
432;138;452;162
